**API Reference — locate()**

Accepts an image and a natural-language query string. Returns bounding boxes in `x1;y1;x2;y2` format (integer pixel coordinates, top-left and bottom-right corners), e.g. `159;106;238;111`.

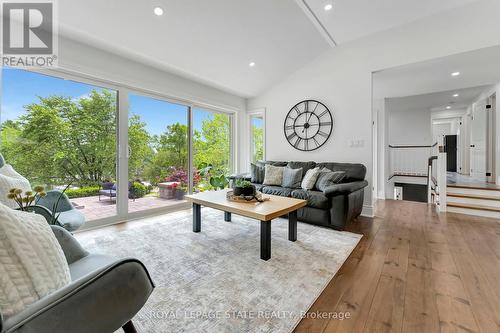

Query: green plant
209;174;229;190
7;186;46;211
234;179;253;188
130;181;147;199
65;186;100;198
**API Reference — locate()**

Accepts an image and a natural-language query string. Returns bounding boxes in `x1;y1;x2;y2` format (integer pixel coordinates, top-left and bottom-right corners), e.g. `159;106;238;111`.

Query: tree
252;125;263;162
1;90;150;187
193;113;230;173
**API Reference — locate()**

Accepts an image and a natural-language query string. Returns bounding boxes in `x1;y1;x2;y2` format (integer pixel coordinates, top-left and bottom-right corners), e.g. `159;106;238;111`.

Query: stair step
447;193;500;201
447;202;500;212
447;183;500;191
447;187;500;199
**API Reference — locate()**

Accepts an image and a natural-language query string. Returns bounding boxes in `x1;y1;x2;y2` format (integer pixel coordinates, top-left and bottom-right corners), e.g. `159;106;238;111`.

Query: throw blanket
0;164;31;209
0;203;71;317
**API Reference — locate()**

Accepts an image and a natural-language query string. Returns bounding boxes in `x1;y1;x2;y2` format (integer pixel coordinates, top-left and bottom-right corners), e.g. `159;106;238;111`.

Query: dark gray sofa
231;161;368;230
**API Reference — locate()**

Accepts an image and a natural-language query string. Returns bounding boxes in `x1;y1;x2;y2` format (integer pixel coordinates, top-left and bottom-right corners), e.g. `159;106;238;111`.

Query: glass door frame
26;68;238;229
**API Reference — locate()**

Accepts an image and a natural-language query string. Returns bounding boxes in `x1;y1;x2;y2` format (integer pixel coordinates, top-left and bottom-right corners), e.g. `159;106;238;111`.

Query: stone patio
70;195;184;221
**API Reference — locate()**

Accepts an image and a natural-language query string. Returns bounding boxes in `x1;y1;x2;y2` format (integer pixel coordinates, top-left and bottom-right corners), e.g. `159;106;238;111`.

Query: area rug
76;208;361;333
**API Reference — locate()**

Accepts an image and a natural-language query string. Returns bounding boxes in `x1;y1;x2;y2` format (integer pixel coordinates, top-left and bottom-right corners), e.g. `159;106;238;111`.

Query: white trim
361;204;374;217
294;0;337;47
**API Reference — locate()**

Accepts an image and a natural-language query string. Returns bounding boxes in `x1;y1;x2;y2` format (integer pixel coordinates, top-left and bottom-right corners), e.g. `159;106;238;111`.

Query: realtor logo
1;0;58;67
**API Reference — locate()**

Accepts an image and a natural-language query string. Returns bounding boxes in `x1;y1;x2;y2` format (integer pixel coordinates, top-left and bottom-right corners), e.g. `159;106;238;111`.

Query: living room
1;1;499;333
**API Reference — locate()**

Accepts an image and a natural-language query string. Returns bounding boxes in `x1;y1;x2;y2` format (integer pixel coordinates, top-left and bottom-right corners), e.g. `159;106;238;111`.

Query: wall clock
284;100;333;151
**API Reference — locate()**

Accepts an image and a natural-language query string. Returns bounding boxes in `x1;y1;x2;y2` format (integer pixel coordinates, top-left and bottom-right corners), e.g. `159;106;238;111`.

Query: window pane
128;94;188;212
1;68;117;222
251;116;264;162
193;108;231;192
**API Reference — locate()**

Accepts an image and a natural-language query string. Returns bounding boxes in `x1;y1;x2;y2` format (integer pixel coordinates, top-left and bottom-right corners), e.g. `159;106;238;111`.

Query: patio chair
99;181;136;202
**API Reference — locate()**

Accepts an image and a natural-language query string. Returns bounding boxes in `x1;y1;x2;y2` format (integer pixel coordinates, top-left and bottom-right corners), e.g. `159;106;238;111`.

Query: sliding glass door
1;68;118;222
192;108;232;192
127;94;189;213
1;68;236;227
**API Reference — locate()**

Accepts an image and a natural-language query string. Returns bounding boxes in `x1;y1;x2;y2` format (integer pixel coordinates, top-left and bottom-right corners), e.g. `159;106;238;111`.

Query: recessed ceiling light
324;4;333;11
451;71;460;77
446;106;451;109
453;93;459;97
153;7;164;16
249;62;256;67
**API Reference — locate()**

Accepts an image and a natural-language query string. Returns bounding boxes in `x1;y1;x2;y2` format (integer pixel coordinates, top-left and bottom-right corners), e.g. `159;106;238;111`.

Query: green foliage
1;90;232;192
234;179;252;188
130;182;147;199
209;174;229;190
252;125;264;162
65;186;100;199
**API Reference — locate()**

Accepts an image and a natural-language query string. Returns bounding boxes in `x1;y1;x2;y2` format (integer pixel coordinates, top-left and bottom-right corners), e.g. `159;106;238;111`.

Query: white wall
247;0;500;215
387;107;432;145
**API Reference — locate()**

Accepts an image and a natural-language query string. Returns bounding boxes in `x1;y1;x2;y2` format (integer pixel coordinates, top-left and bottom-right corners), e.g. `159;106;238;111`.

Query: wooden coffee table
185;189;307;261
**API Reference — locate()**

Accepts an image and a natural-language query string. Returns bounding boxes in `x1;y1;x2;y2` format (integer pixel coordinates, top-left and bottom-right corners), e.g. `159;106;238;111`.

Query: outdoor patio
70;195;185;221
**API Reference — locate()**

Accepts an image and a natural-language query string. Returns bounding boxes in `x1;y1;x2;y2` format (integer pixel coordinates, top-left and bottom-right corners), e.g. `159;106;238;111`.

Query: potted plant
176;183;188;200
233;179;255;197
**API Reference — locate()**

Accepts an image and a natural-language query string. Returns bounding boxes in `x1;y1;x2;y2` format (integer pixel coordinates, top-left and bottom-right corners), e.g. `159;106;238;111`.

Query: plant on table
233;179;255;196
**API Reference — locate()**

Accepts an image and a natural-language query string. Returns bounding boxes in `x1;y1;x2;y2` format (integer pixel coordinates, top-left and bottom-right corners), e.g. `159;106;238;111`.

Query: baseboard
361;204;374;218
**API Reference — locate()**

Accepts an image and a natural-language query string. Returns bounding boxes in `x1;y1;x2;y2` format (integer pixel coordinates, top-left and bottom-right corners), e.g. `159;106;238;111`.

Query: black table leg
224;211;231;222
288;210;297;242
260;221;271;261
193;203;201;232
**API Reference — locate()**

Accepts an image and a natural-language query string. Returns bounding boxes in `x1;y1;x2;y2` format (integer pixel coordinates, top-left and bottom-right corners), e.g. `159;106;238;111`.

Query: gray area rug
76;208;361;333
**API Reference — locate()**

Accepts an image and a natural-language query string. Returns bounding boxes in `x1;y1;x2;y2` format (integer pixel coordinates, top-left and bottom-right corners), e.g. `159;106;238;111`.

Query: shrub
65;186;100;198
130;182;147;199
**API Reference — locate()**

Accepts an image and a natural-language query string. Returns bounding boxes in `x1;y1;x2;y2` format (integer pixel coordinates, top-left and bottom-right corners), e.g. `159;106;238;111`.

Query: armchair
35;190;85;232
0;225;155;333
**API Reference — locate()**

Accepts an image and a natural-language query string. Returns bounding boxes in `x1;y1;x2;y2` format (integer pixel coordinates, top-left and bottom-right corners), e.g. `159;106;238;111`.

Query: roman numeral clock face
284;100;333;151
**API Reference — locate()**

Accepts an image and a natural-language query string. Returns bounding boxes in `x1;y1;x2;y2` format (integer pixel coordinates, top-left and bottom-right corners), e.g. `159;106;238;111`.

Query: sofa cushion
0;164;32;209
315;171;346;191
256;160;288;168
252;183;265;192
263;165;284;186
261;186;292;197
291;189;330;209
250;163;265;183
287;161;316;174
301;167;321;190
281;167;303;188
316;162;366;182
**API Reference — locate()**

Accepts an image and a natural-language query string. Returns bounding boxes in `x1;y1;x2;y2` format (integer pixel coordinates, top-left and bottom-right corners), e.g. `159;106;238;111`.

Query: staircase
447;184;500;218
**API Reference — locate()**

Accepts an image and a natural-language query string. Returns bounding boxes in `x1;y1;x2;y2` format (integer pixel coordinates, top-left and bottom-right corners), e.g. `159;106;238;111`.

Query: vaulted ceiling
59;0;482;97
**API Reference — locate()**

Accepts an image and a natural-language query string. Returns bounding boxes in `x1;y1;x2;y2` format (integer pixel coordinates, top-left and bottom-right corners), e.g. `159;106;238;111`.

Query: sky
1;68;213;135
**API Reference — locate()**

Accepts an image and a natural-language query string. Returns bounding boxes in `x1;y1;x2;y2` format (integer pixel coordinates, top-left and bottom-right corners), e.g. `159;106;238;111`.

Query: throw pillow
250;163;265;184
281;167;303;188
0;203;71;318
263;165;285;186
301;167;321;190
316;171;346;192
0;164;32;209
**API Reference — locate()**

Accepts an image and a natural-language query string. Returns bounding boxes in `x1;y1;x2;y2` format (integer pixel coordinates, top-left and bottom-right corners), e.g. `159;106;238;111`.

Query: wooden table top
185;189;307;221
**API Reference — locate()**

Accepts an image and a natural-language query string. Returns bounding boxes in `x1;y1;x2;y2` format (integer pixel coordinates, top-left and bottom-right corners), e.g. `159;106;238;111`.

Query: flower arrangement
7;186;46;211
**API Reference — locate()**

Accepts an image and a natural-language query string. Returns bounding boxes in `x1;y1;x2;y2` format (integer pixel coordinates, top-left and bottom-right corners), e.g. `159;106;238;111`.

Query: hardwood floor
294;199;500;333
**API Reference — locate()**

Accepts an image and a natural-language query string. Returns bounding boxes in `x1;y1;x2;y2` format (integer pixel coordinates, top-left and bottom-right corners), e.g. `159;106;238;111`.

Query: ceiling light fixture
446;106;451;109
249;62;256;67
324;4;333;11
153;6;164;16
453;93;459;97
451;71;460;77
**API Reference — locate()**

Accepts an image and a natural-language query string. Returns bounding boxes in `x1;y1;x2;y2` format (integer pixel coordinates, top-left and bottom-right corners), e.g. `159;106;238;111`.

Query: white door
470;102;487;178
